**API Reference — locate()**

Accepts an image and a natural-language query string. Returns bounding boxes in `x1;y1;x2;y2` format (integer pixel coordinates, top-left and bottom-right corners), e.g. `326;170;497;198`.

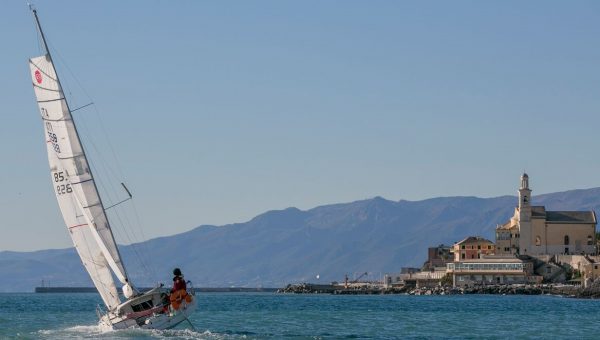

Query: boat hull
98;287;197;331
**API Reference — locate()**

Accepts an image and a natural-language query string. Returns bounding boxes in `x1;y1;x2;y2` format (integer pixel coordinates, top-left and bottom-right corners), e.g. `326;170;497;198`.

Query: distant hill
2;188;600;292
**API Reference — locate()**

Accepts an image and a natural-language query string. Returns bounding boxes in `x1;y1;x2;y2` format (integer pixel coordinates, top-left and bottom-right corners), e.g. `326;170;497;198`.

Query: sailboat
27;7;197;330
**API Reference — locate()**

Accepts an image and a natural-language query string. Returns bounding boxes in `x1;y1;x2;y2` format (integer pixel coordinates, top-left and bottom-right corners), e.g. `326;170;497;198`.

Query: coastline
34;287;278;293
278;283;600;299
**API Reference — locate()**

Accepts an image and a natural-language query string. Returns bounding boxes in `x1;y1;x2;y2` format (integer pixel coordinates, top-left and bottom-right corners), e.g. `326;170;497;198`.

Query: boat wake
37;325;240;339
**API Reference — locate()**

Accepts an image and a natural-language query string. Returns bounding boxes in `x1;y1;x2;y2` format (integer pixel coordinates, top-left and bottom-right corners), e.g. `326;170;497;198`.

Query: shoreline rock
277;283;600;299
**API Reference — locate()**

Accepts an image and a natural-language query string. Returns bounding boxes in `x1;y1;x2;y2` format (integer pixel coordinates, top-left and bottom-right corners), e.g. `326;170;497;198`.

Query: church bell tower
517;173;532;254
518;173;532;221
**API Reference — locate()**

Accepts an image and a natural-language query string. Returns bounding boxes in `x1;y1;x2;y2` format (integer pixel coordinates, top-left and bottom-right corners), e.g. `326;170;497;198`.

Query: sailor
171;267;186;292
169;267;191;310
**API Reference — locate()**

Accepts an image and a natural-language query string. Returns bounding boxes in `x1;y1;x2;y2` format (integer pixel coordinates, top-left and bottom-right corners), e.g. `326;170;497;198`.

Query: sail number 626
56;184;73;195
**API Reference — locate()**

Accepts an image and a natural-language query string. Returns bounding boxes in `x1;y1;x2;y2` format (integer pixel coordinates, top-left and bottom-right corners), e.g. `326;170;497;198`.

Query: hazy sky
3;1;600;251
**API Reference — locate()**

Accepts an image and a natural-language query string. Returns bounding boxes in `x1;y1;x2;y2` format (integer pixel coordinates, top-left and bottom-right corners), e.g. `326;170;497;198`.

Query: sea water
0;292;598;339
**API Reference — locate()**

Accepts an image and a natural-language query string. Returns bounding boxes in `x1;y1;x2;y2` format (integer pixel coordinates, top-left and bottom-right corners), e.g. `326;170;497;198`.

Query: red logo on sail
35;70;42;84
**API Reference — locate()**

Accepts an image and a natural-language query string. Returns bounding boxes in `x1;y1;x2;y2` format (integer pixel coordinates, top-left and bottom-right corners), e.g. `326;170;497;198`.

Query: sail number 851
53;171;72;195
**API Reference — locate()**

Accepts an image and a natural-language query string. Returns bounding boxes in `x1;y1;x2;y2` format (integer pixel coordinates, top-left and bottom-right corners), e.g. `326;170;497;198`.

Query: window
462;253;465;259
471;254;475;259
131;300;154;312
478;245;481;250
564;235;570;245
488;245;492;250
461;245;465;249
535;236;541;246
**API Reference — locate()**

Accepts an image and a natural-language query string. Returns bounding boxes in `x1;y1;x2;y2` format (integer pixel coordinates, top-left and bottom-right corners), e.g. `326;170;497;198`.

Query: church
495;174;597;256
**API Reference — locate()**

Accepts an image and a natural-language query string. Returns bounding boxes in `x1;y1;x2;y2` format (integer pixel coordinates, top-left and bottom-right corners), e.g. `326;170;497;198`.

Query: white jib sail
29;55;128;310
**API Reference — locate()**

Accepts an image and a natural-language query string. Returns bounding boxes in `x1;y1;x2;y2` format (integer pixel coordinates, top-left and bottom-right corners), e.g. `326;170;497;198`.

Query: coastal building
446;256;539;287
400;268;446;288
423;244;453;270
452;236;495;261
548;255;600;287
495;174;597;256
400;267;421;274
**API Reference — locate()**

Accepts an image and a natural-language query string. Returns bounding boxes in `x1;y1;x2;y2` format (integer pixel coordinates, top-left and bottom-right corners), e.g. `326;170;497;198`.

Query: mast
29;7;133;289
31;8;51;58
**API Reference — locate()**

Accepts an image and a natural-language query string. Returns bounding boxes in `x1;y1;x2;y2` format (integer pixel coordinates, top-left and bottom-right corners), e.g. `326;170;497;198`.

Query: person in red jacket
169;267;190;310
171;267;186;292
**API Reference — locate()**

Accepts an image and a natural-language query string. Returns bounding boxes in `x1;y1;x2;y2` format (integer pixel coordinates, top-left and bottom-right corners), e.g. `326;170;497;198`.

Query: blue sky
3;1;600;251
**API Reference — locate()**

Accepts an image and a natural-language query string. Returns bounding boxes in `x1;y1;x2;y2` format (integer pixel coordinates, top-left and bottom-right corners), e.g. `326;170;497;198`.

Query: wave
37;326;240;339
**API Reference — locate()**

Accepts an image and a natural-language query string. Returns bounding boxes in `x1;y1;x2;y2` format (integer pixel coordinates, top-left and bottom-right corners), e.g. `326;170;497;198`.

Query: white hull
98;287;197;331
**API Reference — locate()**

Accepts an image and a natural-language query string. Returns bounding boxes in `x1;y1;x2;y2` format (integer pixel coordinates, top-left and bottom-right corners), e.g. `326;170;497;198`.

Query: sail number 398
53;171;72;195
48;131;60;153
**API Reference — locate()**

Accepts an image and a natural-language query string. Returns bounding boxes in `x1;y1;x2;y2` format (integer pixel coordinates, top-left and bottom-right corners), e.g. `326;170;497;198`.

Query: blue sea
0;292;598;339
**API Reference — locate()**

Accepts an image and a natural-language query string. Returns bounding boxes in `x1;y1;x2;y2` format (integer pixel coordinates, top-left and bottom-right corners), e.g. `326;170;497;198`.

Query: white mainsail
29;54;129;310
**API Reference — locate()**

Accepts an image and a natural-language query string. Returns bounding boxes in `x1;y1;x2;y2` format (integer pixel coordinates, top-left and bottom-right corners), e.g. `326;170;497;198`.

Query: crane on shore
344;272;368;288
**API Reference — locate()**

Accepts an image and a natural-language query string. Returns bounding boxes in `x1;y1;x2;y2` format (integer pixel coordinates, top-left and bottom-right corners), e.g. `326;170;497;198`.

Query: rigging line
88;159;153;279
29;6;42;57
95;181;154;282
78;121;155;281
130;200;157;281
63;85;128;215
104;196;132;211
72;109;126;223
71;102;94;113
55;150;128;279
108;203;154;282
107;207;154;282
50;44;155;282
32;11;128;296
105;192;152;280
51;42;129;184
79;126;125;215
120;198;155;281
50;48;150;261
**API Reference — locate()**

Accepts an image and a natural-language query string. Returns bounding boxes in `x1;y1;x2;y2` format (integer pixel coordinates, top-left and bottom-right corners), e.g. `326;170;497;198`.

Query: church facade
495;174;597;256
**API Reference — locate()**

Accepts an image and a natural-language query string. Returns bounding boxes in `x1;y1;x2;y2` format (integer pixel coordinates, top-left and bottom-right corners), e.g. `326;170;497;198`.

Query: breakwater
278;283;600;298
277;283;406;295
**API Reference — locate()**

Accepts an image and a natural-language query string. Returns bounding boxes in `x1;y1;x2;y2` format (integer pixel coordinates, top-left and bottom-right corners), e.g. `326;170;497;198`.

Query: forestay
29;55;128;310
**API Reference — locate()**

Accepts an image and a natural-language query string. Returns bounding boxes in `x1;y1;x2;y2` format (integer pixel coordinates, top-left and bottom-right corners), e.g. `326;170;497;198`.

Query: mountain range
2;188;600;292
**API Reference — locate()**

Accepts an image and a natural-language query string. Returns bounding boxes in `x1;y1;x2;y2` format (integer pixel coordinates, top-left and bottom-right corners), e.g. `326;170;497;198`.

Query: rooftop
531;206;596;224
455;236;494;245
454;257;523;263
